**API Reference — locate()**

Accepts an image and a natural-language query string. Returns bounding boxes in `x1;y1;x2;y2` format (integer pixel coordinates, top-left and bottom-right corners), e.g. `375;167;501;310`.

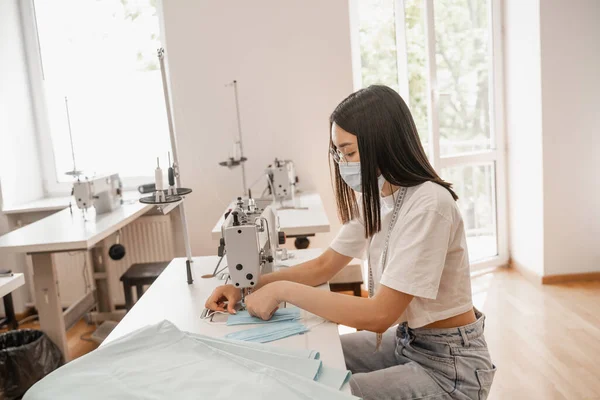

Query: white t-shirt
330;181;473;328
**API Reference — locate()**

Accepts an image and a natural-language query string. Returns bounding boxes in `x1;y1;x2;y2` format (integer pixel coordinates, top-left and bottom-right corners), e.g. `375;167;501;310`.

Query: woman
206;85;496;400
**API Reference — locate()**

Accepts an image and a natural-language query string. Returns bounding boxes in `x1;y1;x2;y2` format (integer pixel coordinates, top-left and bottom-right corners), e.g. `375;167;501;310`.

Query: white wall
0;0;44;208
540;0;600;276
0;0;45;313
503;0;545;276
161;1;354;255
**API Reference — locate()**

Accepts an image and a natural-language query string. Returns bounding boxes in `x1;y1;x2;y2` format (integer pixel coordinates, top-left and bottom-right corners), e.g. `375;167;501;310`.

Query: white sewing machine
221;197;285;300
72;173;123;214
229;195;274;211
266;158;297;201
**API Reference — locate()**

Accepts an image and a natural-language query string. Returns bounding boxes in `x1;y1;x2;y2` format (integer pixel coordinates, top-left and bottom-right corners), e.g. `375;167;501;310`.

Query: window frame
19;0;167;197
351;0;508;270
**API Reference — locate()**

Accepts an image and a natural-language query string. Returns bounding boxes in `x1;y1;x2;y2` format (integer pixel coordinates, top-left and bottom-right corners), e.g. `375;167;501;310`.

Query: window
24;0;169;193
355;0;507;268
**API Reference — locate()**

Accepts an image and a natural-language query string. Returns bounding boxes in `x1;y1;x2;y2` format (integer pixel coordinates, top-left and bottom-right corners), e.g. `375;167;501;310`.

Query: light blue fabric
24;321;358;400
226;308;301;326
189;333;320;360
317;366;353;390
224;321;309;343
188;333;351;390
188;333;323;381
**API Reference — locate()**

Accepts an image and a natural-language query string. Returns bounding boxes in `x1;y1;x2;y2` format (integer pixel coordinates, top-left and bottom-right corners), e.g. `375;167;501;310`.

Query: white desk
0;202;153;360
1;191;179;217
0;273;25;298
105;251;347;373
0;202;151;254
1;196;72;215
0;273;25;330
211;191;331;240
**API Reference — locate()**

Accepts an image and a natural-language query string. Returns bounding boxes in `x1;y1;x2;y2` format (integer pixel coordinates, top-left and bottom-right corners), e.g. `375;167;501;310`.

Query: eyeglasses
329;147;347;164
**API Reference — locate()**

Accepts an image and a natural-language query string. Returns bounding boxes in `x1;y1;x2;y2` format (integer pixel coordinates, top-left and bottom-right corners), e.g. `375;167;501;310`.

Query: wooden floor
473;268;600;400
338;268;600;400
0;318;98;360
2;267;599;399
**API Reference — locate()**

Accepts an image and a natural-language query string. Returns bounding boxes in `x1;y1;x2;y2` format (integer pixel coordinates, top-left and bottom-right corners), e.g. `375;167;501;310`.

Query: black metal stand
0;293;18;330
138;187;195;284
139;188;193;205
186;259;193;284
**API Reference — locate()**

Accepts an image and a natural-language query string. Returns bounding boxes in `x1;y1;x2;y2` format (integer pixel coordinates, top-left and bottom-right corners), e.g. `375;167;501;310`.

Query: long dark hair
330;85;458;238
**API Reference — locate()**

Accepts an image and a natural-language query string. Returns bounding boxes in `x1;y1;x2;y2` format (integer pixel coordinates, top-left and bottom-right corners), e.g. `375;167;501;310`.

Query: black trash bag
0;329;63;400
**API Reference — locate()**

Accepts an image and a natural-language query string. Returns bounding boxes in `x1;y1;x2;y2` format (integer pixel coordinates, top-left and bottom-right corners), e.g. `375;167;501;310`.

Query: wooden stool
330;262;364;297
120;262;169;311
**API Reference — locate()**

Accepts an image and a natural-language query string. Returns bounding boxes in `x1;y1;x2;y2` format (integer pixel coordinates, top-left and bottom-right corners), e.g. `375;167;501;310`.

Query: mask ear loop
201;273;232;324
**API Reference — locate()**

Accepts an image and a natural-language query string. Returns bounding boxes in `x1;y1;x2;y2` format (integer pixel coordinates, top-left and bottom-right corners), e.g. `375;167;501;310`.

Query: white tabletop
104;251;347;371
1;191;155;215
211;192;331;240
1;196;72;215
0;201;152;254
0;273;25;298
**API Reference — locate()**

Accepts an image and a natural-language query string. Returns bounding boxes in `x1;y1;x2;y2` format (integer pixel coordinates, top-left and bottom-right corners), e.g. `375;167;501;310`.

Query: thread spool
155;157;164;191
232;141;240;160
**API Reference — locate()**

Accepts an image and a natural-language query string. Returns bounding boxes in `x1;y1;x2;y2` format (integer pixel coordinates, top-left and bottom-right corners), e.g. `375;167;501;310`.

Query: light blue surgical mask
227;308;301;326
339;162;386;193
224;321;308;343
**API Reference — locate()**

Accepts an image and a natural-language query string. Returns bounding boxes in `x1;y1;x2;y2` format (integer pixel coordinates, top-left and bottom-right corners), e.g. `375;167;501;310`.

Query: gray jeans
341;309;496;400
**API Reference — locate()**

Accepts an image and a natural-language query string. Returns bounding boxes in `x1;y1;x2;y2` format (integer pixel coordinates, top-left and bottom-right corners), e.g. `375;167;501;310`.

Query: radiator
105;215;175;305
37;215;175;308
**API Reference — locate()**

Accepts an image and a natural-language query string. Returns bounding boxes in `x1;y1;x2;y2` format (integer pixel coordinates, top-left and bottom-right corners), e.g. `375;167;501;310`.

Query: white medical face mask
339;162;386;193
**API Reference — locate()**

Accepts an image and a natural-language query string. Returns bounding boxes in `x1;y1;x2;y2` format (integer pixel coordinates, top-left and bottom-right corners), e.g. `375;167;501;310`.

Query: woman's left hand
245;282;286;320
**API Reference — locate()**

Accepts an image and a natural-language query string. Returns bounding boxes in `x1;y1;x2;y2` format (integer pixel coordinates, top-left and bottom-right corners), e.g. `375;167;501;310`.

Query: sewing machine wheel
294;237;310;249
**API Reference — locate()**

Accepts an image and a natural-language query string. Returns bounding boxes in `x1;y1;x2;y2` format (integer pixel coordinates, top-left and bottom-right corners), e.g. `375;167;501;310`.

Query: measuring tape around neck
368;186;408;297
367;186;408;349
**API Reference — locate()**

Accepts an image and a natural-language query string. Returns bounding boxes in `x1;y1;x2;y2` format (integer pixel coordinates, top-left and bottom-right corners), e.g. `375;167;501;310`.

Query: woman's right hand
205;284;241;314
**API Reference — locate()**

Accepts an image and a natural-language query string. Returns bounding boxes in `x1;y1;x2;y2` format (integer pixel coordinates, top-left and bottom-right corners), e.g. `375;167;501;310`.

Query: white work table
0;191;177;217
105;250;347;374
0;201;151;254
0;273;25;299
0;273;25;330
211;191;331;240
1;196;72;215
0;201;157;360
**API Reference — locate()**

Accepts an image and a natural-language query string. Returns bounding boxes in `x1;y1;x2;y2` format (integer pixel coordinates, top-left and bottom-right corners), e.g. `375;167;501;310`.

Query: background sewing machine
265;158;297;201
219;197;286;302
71;173;123;214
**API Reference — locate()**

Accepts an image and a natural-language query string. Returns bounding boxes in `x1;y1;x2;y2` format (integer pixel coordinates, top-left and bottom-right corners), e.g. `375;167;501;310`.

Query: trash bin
0;329;63;400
